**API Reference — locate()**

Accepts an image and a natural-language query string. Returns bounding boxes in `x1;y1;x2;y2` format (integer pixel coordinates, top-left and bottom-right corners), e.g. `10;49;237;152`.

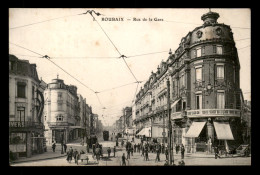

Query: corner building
133;11;244;153
44;77;80;145
9;55;46;158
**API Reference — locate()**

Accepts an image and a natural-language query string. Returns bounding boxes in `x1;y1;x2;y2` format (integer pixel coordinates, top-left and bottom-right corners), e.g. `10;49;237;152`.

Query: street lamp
167;77;174;165
61;131;64;154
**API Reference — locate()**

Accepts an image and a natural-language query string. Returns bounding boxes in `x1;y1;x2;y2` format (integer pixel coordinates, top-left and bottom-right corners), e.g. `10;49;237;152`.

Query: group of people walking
120;140;186;166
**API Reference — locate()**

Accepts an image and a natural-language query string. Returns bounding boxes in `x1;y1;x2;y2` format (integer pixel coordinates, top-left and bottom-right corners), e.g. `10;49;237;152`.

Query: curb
10;154;67;164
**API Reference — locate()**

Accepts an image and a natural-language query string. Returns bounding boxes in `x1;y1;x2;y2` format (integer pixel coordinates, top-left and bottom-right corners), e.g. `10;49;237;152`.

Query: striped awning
213;122;234;140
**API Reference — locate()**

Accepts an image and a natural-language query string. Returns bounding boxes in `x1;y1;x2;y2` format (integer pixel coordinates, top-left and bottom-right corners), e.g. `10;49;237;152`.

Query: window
217;46;223;54
58;92;62;100
196;67;202;81
10;133;26;144
182;101;186;110
217;92;225;109
17;107;25;123
17;82;26;98
217;65;224;79
56;115;63;121
193;50;196;57
32;86;35;99
202;47;205;55
58;103;62;111
9;61;15;71
196;94;202;109
196;48;202;57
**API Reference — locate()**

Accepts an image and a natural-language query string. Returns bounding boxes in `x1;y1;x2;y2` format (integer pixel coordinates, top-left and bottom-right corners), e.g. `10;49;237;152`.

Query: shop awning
137;128;145;136
171;98;181;108
137;127;151;137
213;122;234;140
184;122;206;138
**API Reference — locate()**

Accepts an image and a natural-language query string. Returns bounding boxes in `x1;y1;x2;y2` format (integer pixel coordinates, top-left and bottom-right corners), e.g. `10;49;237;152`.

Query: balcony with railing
47;121;69;127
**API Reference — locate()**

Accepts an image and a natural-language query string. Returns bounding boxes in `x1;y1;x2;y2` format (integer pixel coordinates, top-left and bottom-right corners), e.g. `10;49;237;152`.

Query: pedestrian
113;146;116;157
80;150;85;163
145;147;149;161
67;147;73;163
92;144;96;159
107;147;111;158
86;144;89;153
178;160;185;166
164;160;169;166
131;145;134;156
141;146;145;157
162;144;165;154
214;146;221;159
127;147;131;159
66;150;70;162
134;144;136;153
122;153;127;166
100;144;103;158
165;146;168;160
73;149;79;165
95;147;101;162
177;144;180;154
116;140;118;147
181;144;185;159
52;142;56;152
63;143;67;153
155;146;160;162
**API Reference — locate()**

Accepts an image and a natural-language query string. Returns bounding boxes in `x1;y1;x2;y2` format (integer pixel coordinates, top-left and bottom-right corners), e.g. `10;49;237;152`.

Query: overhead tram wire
126;51;168;58
95;81;139;94
9;13;81;30
82;11;139;83
9;42;105;108
50;56;119;59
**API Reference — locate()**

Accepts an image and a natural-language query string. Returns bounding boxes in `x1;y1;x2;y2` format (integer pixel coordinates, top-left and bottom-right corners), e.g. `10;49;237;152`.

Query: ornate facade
133;11;244;153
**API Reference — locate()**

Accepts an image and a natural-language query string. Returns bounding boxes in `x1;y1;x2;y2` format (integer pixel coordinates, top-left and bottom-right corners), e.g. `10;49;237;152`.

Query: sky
9;8;251;127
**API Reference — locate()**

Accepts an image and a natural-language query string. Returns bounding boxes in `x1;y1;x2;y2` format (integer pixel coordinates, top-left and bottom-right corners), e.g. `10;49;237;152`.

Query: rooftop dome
201;11;220;25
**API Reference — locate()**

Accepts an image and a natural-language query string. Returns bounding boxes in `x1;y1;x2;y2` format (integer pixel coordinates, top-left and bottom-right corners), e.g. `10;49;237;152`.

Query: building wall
44;79;80;145
9;55;45;158
133;11;243;151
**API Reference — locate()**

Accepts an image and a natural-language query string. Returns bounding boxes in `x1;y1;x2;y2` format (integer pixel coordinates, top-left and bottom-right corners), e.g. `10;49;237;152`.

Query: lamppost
149;129;151;142
61;131;64;154
167;77;174;165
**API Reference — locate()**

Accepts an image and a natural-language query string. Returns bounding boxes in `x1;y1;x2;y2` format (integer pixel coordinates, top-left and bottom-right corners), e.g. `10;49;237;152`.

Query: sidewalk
10;141;87;164
10;145;66;164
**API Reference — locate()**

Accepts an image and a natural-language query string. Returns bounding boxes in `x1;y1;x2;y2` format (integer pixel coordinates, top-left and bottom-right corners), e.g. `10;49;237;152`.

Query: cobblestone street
11;140;251;166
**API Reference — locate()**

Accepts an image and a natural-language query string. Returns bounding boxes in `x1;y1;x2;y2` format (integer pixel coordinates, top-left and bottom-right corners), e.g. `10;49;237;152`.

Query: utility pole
167;77;174;165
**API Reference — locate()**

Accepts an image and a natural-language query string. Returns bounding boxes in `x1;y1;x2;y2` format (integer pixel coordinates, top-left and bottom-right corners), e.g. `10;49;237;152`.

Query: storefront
151;126;168;144
184;119;234;153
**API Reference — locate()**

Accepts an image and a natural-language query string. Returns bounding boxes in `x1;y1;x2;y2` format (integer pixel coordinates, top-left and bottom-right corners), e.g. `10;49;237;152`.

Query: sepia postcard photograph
9;8;251;166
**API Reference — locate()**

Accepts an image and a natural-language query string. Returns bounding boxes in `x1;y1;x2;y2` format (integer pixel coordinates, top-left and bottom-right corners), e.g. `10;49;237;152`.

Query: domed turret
201;11;220;25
